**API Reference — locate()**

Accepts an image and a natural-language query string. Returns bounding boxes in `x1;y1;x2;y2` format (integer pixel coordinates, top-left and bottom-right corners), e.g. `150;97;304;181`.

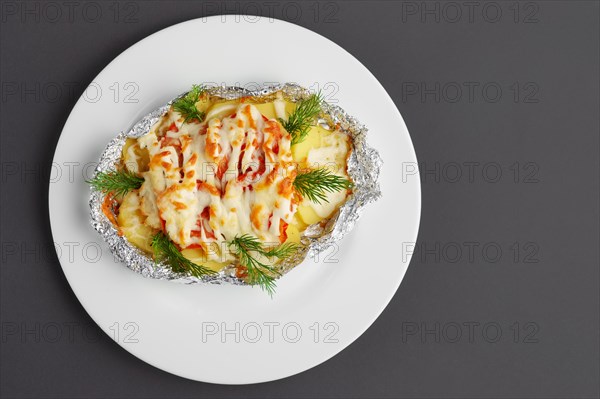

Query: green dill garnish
87;170;144;197
151;232;216;278
280;93;322;145
172;84;206;123
293;168;353;204
228;234;298;296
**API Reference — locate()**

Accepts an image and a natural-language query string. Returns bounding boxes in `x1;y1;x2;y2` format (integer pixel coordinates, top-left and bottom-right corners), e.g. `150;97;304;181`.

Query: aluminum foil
89;83;382;285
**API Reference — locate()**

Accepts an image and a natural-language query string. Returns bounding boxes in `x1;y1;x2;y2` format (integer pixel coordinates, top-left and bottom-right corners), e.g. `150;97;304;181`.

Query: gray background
1;0;599;398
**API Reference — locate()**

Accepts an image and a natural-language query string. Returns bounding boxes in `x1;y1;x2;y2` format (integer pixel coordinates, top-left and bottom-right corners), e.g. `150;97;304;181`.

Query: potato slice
122;138;149;173
291;214;308;232
297;204;322;226
118;191;155;253
122;138;138;173
180;248;228;273
204;100;238;121
291;125;331;163
253;102;277;120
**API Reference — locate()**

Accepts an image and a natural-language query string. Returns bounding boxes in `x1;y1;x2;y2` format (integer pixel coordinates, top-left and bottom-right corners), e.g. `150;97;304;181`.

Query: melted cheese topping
135;103;297;261
119;94;353;269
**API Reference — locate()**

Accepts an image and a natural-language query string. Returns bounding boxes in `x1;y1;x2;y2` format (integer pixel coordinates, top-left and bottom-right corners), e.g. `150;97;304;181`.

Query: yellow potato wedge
253;102;277;120
118;191;155;253
180;248;228;273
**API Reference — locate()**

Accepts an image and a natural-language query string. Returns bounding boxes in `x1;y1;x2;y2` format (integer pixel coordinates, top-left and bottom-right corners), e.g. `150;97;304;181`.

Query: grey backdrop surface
1;1;599;398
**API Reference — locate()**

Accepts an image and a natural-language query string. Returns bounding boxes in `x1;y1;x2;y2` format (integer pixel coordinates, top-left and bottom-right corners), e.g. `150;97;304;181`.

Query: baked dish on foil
88;84;381;295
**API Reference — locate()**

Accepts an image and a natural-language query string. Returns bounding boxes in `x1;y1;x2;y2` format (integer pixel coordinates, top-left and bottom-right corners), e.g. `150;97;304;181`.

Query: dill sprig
280;93;322;145
151;232;216;278
228;234;298;296
87;170;144;197
172;84;206;123
293;168;353;204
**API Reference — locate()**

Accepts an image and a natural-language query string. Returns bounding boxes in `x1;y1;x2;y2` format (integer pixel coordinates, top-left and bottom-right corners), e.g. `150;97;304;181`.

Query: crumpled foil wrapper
89;83;382;285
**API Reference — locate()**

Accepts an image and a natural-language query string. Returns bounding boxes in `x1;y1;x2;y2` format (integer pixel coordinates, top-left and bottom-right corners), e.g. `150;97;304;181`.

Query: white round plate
49;16;420;384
